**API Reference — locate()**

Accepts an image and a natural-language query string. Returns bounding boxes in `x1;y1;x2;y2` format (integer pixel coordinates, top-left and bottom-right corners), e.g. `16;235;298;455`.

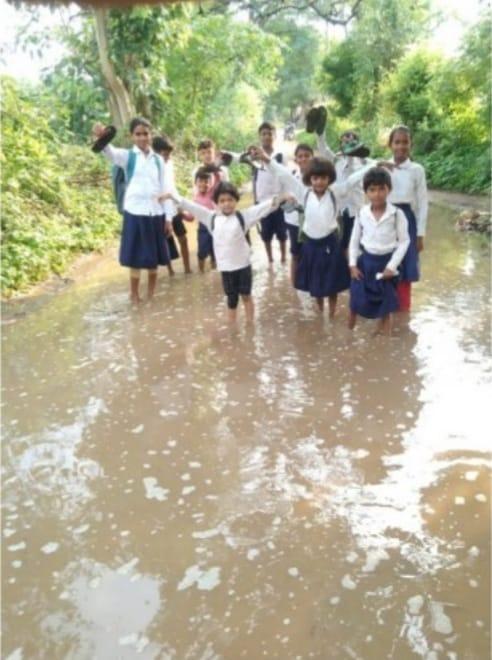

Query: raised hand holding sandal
91;125;117;153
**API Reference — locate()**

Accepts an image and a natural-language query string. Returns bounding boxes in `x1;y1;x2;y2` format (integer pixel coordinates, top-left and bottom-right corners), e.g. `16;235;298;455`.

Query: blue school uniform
197;224;215;262
394;204;419;282
296;233;350;298
350;251;399;318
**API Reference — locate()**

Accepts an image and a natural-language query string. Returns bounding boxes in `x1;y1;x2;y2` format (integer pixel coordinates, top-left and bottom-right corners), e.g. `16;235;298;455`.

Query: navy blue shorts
221;265;252;309
120;212;170;269
260;208;287;243
197;225;215;261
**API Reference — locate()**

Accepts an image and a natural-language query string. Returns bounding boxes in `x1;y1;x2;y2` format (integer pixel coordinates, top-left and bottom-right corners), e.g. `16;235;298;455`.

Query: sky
0;0;486;83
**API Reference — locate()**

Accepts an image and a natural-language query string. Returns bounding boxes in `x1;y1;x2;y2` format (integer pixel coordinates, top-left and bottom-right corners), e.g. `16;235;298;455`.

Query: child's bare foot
348;312;357;329
167;266;175;277
130;295;142;305
211;260;217;270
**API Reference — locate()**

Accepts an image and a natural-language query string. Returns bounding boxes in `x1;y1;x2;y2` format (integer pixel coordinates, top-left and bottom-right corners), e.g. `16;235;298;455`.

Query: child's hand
417;237;424;252
157;192;172;203
279;193;297;205
381;268;396;279
92;122;106;139
350;266;363;280
181;211;194;222
249;146;270;163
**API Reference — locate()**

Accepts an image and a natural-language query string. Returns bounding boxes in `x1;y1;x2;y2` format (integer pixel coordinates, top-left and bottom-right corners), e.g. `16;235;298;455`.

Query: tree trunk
93;8;135;130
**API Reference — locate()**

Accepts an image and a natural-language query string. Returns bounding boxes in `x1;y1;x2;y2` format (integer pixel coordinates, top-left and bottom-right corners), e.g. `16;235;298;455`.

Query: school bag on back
210;211;251;246
298;189;337;243
111;150;162;214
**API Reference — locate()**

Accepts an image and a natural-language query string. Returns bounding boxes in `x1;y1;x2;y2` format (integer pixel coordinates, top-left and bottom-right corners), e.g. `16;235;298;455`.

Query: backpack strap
297;189;311;243
210;212;251;245
125;151;162;183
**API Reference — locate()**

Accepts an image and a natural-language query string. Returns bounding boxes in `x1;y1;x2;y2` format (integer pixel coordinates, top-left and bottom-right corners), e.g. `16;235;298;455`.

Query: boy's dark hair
388;124;412;145
363;167;392;192
303;157;336;186
197;139;215;151
213;181;240;204
129;117;152;133
152;135;173;153
294;143;314;156
195;167;212;182
258;121;275;133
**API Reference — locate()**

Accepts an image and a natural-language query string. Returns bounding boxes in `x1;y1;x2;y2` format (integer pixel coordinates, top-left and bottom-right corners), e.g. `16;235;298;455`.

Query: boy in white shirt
348;167;410;335
160;182;286;324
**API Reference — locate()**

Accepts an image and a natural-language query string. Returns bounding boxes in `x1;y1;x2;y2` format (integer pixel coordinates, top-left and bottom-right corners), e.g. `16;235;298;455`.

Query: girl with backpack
160;182;288;324
253;147;374;317
92;117;174;303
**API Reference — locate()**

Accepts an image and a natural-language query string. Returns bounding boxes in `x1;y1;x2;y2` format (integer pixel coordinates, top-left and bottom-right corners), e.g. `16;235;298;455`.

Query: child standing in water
254;148;372;317
193;168;217;272
152;136;193;275
161;182;285;324
348;167;410;335
385;125;428;312
93;118;173;303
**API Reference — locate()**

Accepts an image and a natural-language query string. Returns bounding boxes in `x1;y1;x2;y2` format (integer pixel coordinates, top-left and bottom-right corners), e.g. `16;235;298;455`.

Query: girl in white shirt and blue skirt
93;117;174;304
348;167;410;335
255;150;372;317
385;125;428;312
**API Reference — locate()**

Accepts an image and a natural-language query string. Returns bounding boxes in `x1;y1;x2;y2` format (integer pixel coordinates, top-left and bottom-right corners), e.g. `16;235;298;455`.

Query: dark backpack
111;150;162;214
210;211;251;246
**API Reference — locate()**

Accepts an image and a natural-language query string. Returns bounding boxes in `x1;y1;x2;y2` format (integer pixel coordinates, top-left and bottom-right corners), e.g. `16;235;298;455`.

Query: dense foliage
1;77;119;297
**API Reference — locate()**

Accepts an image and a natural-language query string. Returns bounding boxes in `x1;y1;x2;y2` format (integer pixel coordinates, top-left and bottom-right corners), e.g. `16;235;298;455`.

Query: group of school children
92;113;428;335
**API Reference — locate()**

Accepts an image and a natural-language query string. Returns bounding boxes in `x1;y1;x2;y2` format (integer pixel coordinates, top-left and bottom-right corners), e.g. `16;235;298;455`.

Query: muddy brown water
2;205;490;659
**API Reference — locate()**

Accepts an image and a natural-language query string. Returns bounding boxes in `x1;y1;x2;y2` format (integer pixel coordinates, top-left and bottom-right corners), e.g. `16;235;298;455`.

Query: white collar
367;202;398;222
391;157;411;169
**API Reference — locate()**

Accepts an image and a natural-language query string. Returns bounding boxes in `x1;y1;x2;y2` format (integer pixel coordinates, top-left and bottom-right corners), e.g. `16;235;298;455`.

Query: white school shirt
228;150;286;203
388;158;428;236
267;159;373;239
103;145;175;218
348;203;410;274
175;197;275;272
317;134;369;217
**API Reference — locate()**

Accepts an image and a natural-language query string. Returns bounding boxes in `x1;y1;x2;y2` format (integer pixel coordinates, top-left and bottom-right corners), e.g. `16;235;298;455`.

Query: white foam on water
468;546;480;558
429;601;453;635
465;471;479;481
3;528;16;538
41;542;59;554
288;567;299;577
192;527;223;539
177;565;221;592
407;595;424;615
143;477;169;501
182;486;195;495
330;596;340;605
247;548;260;561
362;548;390;573
341;574;357;590
475;493;487;502
5;648;23;660
7;542;25;552
131;425;144;434
454;496;465;505
73;524;90;535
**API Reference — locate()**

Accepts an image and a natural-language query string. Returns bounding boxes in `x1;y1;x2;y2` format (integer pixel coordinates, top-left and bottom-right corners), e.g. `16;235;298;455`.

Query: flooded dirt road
2;205;490;659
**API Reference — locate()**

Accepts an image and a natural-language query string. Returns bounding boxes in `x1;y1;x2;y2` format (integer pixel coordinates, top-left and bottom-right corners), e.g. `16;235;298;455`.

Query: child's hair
388;124;412;145
195;167;212;182
152;135;173;153
340;129;359;141
129;117;152;133
294;143;314;156
197;139;215;151
363;167;392;192
303;157;336;186
258;121;275;133
213;181;240;204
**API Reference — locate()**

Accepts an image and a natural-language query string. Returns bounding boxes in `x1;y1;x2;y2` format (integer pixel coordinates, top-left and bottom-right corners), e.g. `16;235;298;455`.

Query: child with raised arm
92;117;173;303
348;167;410;335
254;147;373;317
161;182;284;324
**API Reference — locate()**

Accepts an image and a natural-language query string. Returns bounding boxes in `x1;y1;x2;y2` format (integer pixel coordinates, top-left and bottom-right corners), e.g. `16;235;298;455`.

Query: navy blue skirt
167;235;180;261
350;251;399;318
295;232;350;298
120;212;170;269
395;203;419;282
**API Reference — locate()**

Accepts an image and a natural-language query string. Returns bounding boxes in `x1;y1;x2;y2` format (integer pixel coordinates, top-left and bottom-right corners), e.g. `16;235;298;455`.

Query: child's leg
348;311;357;329
290;255;299;286
211;257;217;270
241;295;255;323
167;263;175;276
227;292;239;323
279;240;287;264
130;269;142;303
147;269;158;299
380;314;392;335
315;297;324;311
198;258;205;273
264;241;273;264
397;281;412;311
328;294;337;318
178;235;192;273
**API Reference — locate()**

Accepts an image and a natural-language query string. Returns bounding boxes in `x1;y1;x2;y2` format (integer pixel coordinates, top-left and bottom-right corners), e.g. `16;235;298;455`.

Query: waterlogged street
2;204;490;659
